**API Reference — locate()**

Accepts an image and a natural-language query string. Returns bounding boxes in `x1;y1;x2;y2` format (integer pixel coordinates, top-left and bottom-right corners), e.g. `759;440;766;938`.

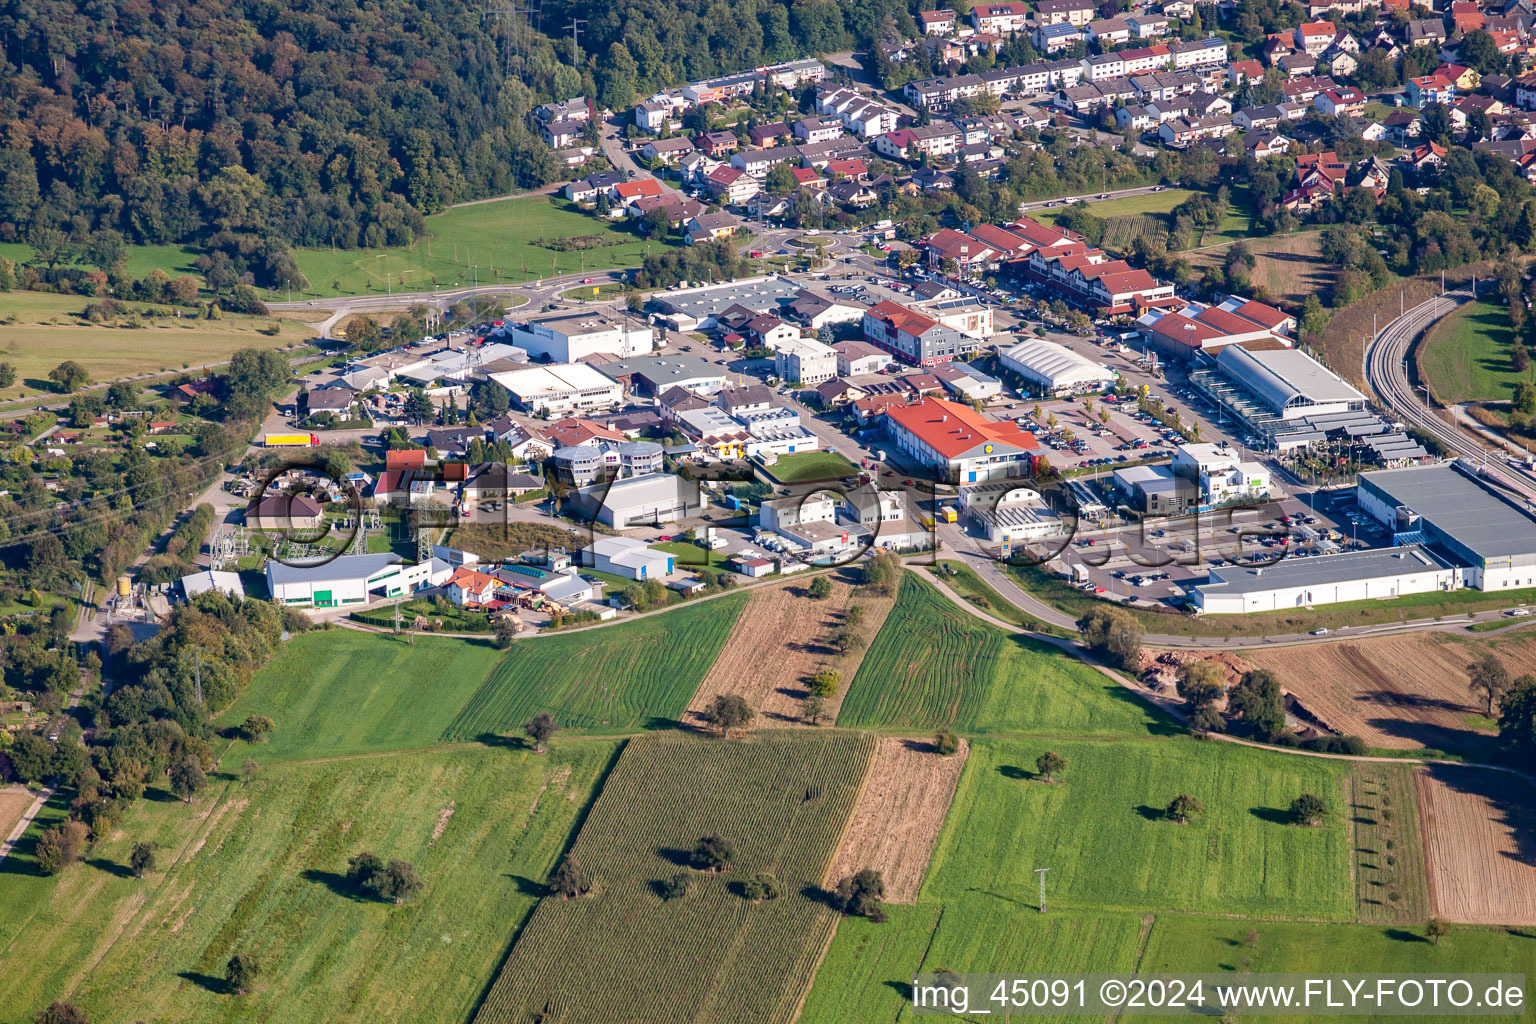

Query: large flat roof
266;553;404;587
1361;462;1536;560
1199;544;1455;596
490;362;619;396
1000;337;1114;387
1217;345;1364;412
652;276;803;319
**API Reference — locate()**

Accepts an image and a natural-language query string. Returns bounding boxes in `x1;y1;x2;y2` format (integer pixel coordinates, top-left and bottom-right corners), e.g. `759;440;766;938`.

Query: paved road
1017;183;1175;214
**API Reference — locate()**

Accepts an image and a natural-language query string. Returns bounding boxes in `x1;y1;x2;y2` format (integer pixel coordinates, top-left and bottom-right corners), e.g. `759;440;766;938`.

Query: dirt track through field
1416;766;1536;925
685;578;895;727
1243;633;1536;751
825;736;969;902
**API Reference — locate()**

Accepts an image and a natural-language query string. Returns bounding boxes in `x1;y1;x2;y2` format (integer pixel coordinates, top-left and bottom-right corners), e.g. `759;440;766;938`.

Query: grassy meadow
1419;299;1535;405
443;594;746;738
0;289;309;401
217;630;507;766
0;743;616;1024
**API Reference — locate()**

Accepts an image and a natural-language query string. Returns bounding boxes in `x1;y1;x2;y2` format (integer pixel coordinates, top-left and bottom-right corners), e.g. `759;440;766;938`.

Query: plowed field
1416;765;1536;925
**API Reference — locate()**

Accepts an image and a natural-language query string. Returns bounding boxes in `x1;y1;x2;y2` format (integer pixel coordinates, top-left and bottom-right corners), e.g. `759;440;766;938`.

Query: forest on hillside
0;0;899;282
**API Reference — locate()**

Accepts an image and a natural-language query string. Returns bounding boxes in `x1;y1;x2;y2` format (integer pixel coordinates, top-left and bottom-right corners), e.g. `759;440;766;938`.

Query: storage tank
116;575;132;597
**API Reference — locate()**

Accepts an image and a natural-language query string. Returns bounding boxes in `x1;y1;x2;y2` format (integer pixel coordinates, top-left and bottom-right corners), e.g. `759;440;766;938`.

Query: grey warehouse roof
1216;346;1365;413
1199;544;1454;596
1361;462;1536;560
652;277;803;319
266;552;404;586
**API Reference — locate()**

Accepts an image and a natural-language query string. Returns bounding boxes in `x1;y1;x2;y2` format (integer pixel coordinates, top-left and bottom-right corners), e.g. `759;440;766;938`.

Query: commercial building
862;300;977;366
884;396;1040;483
932;361;1002;403
180;570;245;601
1191;545;1460;614
490;363;624;415
833;340;890;376
552;439;665;485
508;311;653;362
598;354;728;396
650;276;804;329
959;480;1069;544
1358;462;1536;590
774;337;838;384
582;536;675;580
569;472;706;528
999;338;1117;395
266;553;452;608
1113;442;1270;514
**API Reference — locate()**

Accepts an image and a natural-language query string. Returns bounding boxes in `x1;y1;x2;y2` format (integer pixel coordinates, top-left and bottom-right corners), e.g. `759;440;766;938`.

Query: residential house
1406;74;1456;107
705;165;761;205
1315;87;1366;116
920;8;958;34
640;137;696;164
747;122;792;148
685;212;739;244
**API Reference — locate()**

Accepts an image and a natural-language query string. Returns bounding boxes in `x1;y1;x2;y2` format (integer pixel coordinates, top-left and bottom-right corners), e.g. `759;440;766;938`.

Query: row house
731;145;800;177
1086;17;1131;47
758;59;827;89
1034;0;1096;26
682;71;759;105
1282;75;1337;104
972;1;1032;32
874;124;963;160
1167;37;1228;69
1118;44;1173;74
1115;104;1157;131
1055;78;1137;113
1081;52;1127;82
1131;70;1202;102
1036;22;1086;51
818;89;900;137
1315;86;1366;117
1126;14;1171;37
1158;114;1235;147
794;116;844;144
1232;101;1307;130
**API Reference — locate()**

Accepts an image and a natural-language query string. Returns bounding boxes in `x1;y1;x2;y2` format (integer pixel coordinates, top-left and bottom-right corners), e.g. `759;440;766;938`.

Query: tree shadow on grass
1249;806;1293;825
1384;928;1430;944
88;857;136;879
143;787;181;803
474;731;526;750
505;874;547;898
1134;804;1165;821
177;971;228;994
885;981;913;1001
642;716;686;733
998;765;1031;780
302;869;368;902
655;846;693;868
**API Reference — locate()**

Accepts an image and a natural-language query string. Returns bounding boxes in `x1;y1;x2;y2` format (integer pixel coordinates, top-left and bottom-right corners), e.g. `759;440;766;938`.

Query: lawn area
1418;299;1534;405
443;593;747;738
0;241;204;286
767;449;860;483
473;730;875;1024
0;742;616;1024
837;575;1169;737
1035;189;1196;224
216;629;506;766
924;738;1355;919
1187;231;1329;306
0;290;310;400
291;196;670;299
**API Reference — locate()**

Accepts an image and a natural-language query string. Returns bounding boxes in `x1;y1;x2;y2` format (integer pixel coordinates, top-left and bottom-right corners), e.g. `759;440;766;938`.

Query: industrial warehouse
1191;462;1536;613
1189;346;1427;460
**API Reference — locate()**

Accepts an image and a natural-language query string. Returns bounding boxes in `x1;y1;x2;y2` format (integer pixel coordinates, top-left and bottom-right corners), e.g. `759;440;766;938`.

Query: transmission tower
482;1;540;68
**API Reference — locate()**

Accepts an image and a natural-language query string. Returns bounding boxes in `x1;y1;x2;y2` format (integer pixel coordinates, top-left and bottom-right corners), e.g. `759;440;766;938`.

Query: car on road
1097;193;1109;199
1152;185;1165;191
1310;627;1330;636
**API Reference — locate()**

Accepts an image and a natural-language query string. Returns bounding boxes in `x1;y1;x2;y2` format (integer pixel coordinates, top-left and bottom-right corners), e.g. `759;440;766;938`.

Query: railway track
1363;288;1536;506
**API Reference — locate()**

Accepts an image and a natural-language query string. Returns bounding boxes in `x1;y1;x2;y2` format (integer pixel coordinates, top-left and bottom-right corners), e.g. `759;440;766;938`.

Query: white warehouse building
267;553;452;608
999;337;1117;395
489;363;624;415
1191;545;1461;614
508;311;653;362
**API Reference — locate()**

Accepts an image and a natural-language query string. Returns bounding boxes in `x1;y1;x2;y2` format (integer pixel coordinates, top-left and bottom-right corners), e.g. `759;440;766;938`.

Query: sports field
0;743;614;1024
768;450;860;483
837;576;1169;737
291;196;669;299
925;738;1355;918
1418;299;1533;405
217;630;506;765
0;290;308;400
474;730;875;1024
443;594;747;738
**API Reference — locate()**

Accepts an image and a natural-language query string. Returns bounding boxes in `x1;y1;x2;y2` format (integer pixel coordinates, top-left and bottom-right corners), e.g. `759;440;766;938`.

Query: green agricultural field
925;738;1355;919
837;576;1167;737
473;729;876;1024
768;450;860;483
217;630;505;765
0;742;615;1024
1418;299;1534;405
1035;190;1196;223
444;594;747;738
0;290;310;400
0;241;205;287
291;196;671;299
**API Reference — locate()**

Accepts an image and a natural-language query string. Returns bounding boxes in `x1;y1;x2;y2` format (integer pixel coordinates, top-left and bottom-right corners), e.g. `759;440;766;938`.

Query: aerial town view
1;0;1535;1020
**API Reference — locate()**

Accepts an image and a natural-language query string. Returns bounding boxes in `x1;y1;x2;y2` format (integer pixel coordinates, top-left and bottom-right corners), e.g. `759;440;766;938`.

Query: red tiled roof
886;397;1040;460
1231;299;1291;330
1148;312;1224;349
1193;306;1268;336
867;300;941;336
